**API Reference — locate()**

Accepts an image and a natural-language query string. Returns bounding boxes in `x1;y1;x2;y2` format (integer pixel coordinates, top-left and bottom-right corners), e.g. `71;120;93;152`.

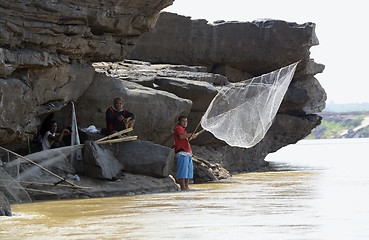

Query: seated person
106;97;135;134
41;120;70;150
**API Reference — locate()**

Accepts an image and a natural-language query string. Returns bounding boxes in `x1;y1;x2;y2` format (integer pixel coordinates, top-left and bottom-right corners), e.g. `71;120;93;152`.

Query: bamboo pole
4;145;84;168
95;127;133;143
189;121;202;141
96;136;138;145
189;129;206;141
24;187;58;195
0;184;57;195
0;146;84;189
1;180;91;189
197;128;206;135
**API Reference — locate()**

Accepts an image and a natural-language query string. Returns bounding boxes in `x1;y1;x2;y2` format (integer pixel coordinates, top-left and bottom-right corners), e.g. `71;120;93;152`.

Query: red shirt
174;125;192;153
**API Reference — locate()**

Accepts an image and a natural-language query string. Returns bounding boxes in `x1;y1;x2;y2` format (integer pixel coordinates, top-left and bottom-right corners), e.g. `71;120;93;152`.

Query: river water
1;138;369;239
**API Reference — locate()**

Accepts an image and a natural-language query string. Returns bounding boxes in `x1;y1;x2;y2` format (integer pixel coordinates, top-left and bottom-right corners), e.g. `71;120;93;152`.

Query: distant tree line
324;102;369;112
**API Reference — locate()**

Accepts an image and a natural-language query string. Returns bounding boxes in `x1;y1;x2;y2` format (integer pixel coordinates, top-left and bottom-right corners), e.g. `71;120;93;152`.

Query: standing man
174;116;198;190
106;97;135;134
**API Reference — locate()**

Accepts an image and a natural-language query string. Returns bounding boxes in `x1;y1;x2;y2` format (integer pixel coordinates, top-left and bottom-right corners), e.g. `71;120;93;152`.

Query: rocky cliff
129;12;326;115
0;4;326;174
0;0;173;145
126;12;327;171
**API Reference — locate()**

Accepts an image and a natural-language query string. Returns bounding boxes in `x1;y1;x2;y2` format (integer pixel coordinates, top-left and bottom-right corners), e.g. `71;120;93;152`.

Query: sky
164;0;368;104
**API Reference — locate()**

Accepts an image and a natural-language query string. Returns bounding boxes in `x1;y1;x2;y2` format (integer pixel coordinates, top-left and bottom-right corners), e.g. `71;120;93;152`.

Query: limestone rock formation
129;13;321;74
192;145;270;174
130;17;325;110
0;0;173;145
192;157;231;183
54;71;192;146
83;141;122;180
281;75;327;114
114;140;175;178
0;0;173;62
126;12;327;171
90;60;230;145
129;12;326;114
87;57;324;172
0;48;95;144
0;2;328;184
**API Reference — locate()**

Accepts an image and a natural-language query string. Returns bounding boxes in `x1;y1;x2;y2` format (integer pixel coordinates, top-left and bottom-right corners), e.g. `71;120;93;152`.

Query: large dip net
0;145;83;203
201;62;298;148
0;166;31;203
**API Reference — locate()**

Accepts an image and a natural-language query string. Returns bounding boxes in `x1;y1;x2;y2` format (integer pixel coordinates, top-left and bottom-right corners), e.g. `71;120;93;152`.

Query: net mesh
0;167;31;203
0;145;82;203
201;62;298;148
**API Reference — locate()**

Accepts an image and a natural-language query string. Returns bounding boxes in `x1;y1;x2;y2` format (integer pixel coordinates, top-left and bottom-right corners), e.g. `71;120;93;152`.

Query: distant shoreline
324;102;369;112
309;111;369;139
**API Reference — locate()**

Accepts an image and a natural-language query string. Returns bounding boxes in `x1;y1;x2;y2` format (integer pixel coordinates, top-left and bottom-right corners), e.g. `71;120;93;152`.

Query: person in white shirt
42;120;70;150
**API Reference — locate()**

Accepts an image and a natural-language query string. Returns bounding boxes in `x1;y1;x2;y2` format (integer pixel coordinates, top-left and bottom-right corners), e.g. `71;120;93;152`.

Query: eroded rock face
90;60;232;147
128;12;327;114
0;0;173;145
54;71;192;146
281;75;327;114
0;3;327;176
129;12;322;75
83;141;122;180
124;12;327;171
87;58;324;172
0;51;95;144
93;59;226;111
0;0;173;62
114;140;175;178
192;157;231;183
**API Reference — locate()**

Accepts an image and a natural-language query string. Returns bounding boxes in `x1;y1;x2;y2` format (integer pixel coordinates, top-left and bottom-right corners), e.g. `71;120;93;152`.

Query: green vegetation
357;125;369;135
346;115;364;128
307;114;369;139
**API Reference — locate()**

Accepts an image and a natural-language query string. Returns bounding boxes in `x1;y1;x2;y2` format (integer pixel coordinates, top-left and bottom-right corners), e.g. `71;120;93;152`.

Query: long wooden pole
1;179;91;189
24;187;58;195
0;146;82;189
189;120;202;141
95;127;133;143
0;184;58;195
4;145;84;168
96;136;138;145
189;129;206;141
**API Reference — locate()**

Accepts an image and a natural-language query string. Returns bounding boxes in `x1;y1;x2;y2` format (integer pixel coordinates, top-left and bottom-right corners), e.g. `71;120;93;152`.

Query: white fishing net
201;62;298;148
0;167;31;203
6;146;80;181
0;145;82;203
